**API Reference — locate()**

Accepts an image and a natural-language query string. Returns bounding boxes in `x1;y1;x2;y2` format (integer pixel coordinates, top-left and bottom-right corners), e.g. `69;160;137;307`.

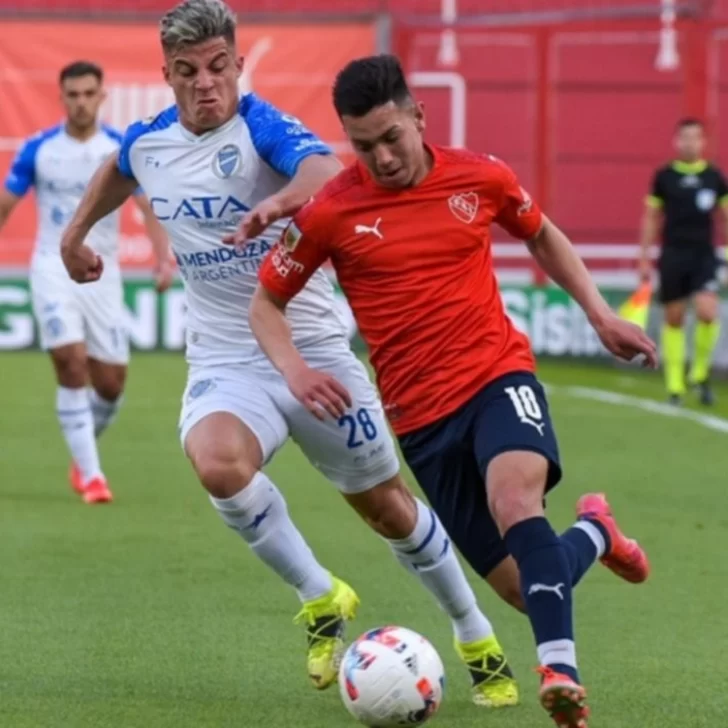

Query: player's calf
186;415;332;601
488;451;583;685
344;474;418;539
484;557;526;613
688;299;720;404
50;343;88;389
88;359;127;436
186;412;352;687
50;344;109;499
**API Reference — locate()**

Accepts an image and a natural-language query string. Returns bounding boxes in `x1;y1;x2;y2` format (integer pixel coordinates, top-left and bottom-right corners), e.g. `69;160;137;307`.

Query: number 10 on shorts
505;385;546;435
339;408;378;449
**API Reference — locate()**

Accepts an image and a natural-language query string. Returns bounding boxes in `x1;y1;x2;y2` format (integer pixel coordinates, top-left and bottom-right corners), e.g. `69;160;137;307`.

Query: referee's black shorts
658;247;720;304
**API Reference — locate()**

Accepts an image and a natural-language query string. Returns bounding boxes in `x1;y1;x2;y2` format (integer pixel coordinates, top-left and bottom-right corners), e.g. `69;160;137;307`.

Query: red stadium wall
2;1;728;279
395;15;728;280
0;20;376;269
1;1;727;18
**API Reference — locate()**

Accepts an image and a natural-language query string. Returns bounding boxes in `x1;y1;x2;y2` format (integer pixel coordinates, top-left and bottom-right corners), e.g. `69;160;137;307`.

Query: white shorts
178;345;400;494
29;258;129;365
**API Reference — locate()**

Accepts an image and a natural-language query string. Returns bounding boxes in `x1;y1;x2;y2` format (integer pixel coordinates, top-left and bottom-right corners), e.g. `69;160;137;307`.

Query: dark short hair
676;117;704;131
333;54;412;118
59;61;103;85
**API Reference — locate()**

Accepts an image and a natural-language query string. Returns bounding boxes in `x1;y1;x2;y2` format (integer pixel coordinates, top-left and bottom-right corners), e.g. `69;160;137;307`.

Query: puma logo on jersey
528;582;565;600
355;217;383;240
517;186;533;216
521;417;546;436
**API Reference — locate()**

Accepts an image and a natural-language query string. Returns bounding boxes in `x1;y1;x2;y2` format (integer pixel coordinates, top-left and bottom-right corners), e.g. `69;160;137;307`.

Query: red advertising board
0;21;375;268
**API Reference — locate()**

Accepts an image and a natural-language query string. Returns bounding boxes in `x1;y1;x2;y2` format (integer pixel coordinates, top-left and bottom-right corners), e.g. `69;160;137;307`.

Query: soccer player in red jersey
251;55;657;727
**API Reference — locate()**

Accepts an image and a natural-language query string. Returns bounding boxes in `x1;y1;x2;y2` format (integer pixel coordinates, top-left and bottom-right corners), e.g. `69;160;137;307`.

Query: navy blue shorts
398;372;562;578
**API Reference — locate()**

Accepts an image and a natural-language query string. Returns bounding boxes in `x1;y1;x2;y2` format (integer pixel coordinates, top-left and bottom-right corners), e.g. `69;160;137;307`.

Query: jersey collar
672;159;708;175
177;109;239;143
62;123;100;144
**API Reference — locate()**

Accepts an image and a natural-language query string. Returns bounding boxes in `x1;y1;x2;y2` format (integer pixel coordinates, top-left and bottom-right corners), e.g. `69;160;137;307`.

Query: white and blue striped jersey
4;124;126;262
117;93;347;367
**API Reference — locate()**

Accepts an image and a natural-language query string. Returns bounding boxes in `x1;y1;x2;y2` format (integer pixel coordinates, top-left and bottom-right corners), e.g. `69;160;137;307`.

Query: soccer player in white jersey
0;61;172;504
59;0;518;707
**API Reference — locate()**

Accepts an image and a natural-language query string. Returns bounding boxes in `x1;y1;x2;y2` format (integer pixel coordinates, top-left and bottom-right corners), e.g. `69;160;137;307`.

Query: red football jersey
259;145;543;436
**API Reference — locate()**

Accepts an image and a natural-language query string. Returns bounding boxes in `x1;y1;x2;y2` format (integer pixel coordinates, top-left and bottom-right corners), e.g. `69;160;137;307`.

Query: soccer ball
338;626;445;727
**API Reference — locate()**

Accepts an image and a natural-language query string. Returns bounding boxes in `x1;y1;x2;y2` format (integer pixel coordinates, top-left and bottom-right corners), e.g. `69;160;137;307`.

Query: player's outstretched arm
223;155;342;246
276;155;342;216
133;194;174;293
527;216;658;367
720;202;728;267
250;284;351;420
61;153;138;283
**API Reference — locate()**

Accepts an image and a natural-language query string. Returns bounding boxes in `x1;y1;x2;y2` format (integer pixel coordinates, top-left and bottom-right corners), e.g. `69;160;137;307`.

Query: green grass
1;352;727;727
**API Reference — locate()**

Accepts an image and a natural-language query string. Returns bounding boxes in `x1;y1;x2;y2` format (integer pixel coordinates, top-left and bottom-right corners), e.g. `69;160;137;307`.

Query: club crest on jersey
45;316;64;339
448;192;479;224
283;221;303;252
696;188;717;211
213;144;242;178
188;378;216;401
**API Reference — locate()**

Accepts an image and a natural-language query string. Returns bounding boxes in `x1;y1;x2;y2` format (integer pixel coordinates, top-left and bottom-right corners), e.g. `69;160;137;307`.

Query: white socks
56;387;102;483
573;520;607;559
538;639;577;671
388;498;494;645
210;472;333;602
210;477;495;640
89;389;122;437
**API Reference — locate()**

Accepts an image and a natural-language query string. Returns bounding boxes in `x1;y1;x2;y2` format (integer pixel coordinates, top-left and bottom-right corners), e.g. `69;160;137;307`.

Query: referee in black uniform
639;118;726;406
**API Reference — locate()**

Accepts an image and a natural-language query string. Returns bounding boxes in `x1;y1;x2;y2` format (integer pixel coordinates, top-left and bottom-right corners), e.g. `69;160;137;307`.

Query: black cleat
667;394;683;407
694;380;715;407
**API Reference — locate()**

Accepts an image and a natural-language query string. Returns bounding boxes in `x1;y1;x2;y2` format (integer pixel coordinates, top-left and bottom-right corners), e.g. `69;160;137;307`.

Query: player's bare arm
0;189;21;232
721;202;728;269
271;154;342;220
61;153;138;283
250;284;352;420
223;155;342;246
133;193;174;293
527;215;658;367
638;202;662;282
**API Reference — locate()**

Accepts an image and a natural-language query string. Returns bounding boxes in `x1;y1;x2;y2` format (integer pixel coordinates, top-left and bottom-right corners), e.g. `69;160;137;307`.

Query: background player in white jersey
0;61;172;504
59;0;517;706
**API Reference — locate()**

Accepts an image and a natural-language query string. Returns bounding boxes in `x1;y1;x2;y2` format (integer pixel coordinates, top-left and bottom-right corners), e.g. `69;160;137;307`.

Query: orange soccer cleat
576;493;649;584
82;477;113;505
538;666;589;728
68;463;85;495
69;464;113;504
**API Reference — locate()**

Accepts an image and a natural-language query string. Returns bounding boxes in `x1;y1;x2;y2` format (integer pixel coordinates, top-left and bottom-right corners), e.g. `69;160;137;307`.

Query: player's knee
94;371;126;401
486;451;547;533
88;362;127;401
192;450;257;499
664;306;685;328
346;476;417;539
695;295;718;323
